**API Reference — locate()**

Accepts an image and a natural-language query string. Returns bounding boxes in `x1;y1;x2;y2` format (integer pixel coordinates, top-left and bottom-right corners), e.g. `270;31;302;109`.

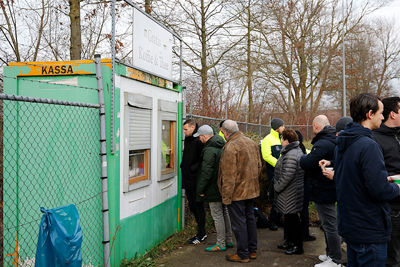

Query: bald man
300;115;342;267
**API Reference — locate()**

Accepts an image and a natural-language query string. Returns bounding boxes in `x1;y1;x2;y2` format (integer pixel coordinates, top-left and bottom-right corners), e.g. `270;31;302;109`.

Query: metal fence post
246;114;248;133
95;54;111;267
189;101;193;118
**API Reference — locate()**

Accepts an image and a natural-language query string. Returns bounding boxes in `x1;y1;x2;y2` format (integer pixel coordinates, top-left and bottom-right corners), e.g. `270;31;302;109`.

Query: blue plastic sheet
35;204;83;267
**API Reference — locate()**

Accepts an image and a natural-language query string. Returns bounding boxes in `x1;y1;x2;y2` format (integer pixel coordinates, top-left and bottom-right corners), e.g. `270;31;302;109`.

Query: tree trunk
145;0;151;14
68;0;82;60
247;1;253;122
200;0;209;113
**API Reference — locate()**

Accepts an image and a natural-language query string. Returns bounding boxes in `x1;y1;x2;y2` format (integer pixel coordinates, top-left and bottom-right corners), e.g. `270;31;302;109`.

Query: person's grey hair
313;115;330;128
222;119;239;134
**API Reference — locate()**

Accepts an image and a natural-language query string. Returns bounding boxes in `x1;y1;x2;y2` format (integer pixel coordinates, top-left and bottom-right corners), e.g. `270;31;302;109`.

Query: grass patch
308;201;320;225
121;209;214;267
303;139;313;151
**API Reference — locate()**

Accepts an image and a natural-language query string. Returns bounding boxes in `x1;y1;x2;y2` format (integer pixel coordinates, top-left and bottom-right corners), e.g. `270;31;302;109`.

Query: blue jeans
347;241;387;267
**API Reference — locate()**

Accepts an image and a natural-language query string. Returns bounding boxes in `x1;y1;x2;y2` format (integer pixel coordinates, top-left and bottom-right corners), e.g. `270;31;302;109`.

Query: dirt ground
157;226;346;267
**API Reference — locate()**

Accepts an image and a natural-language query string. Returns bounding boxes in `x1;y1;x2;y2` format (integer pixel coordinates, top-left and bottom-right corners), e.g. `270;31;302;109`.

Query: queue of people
180;93;400;266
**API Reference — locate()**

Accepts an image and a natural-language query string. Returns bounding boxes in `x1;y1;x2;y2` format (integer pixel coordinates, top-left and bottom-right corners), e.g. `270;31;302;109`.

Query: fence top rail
0;93;100;108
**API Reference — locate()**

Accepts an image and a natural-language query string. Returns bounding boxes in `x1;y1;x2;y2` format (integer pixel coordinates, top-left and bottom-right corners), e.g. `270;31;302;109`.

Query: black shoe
268;222;278;231
285;246;304;255
277;241;293;250
187;234;207;245
304;235;316;242
187;235;198;244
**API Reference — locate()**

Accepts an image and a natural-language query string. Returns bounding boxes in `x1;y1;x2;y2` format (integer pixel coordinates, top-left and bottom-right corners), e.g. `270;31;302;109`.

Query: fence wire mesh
1;97;103;266
186;114;314;141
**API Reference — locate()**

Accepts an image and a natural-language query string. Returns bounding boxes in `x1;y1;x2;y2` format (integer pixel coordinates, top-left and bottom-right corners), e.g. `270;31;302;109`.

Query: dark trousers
284;213;303;249
269;206;282;225
315;203;342;264
185;187;206;237
387;208;400;266
228;199;258;259
267;167;283;225
347;241;387;267
300;179;311;238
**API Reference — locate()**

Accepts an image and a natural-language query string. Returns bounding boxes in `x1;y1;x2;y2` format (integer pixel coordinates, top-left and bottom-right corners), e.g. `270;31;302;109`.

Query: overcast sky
372;0;400;24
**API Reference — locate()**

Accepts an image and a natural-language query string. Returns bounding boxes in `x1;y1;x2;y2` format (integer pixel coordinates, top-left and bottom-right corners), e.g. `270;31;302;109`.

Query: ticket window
124;94;152;192
161;120;175;174
159;100;178;181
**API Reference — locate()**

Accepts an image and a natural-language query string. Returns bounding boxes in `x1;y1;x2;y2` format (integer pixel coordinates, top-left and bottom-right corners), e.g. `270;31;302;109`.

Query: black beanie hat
271;118;284;130
335;116;353;132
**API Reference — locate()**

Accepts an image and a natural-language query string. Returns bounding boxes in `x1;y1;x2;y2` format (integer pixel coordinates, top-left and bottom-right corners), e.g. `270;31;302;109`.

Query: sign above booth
132;8;173;81
9;60;111;77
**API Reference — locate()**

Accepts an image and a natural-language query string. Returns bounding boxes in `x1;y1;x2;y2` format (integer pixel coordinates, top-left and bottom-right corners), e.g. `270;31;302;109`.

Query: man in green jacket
195;125;233;252
261;118;285;230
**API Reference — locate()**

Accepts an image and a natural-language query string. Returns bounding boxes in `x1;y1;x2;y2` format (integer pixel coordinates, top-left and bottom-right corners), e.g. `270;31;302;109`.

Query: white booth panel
118;76;179;220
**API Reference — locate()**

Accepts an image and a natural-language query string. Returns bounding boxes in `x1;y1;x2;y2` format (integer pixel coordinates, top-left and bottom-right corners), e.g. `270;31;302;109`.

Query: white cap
193;125;214;137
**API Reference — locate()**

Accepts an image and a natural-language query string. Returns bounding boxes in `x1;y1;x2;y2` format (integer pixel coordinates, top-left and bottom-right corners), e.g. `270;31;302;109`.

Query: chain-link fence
1;95;103;266
186;114;314;141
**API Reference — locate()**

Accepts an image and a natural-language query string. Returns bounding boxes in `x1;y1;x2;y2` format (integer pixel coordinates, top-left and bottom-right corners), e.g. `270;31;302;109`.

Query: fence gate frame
0;89;107;266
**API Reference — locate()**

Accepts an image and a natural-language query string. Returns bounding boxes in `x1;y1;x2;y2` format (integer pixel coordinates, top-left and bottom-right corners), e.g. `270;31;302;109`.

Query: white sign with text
132;9;173;80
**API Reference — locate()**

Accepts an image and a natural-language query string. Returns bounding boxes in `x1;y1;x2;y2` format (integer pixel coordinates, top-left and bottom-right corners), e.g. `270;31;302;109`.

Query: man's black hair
183;119;196;127
350;93;381;123
295;130;306;154
219;120;226;128
382;97;400;122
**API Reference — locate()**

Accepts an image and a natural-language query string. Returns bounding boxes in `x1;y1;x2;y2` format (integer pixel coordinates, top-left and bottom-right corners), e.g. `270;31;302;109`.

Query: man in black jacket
373;97;400;267
300;115;342;267
181;119;206;244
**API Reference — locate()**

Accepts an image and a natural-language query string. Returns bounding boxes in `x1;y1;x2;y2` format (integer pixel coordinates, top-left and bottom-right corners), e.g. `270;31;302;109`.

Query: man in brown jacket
218;119;261;263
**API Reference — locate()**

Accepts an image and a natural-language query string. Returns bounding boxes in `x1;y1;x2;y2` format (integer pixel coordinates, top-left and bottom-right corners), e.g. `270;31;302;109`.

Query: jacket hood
206;134;225;148
337;122;372;152
281;141;299;155
311;125;336;145
374;123;400;136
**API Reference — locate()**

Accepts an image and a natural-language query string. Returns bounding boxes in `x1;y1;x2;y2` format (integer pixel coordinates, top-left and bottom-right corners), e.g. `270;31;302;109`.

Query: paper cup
325;167;333;171
390;175;400;184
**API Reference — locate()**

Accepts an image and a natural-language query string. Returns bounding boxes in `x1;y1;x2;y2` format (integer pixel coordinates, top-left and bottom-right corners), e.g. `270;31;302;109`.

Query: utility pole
342;0;347;116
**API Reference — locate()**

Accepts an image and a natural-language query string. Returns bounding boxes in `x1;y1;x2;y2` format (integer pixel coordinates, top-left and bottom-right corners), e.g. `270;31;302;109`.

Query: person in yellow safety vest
161;139;170;169
261;118;285;231
219;120;227;142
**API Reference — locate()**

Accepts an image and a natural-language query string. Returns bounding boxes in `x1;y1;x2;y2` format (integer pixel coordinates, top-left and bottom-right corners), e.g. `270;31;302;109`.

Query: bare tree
0;0;49;62
256;0;383;123
326;18;400;103
373;19;400;96
0;0;21;61
153;0;245;115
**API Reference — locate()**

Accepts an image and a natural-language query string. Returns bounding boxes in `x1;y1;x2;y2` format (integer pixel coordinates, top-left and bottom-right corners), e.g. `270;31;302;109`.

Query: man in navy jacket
373;97;400;266
331;93;400;266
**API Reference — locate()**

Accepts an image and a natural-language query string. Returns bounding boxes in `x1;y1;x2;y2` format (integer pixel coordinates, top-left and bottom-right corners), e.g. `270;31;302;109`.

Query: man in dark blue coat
300;115;342;267
373;97;400;267
330;93;400;266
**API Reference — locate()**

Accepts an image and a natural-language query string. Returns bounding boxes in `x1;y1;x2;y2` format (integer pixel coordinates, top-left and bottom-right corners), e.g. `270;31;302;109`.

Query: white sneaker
318;254;330;262
314;258;341;267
